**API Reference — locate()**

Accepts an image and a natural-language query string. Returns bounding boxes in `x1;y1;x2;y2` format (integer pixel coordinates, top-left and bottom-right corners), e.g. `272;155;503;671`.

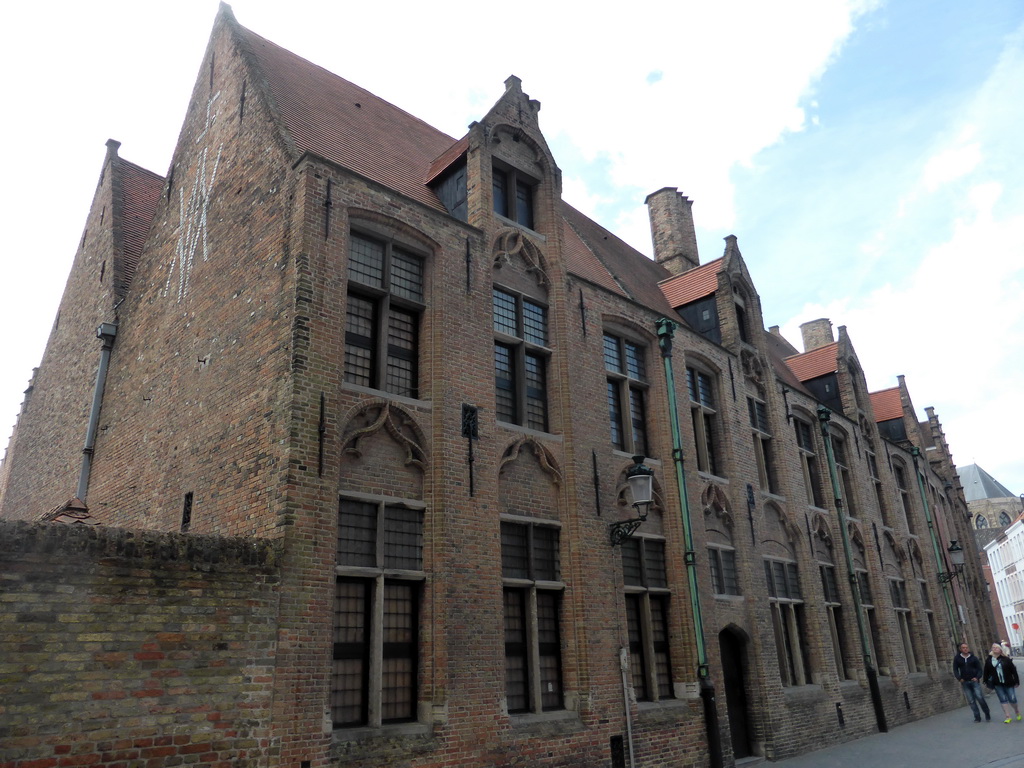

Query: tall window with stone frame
622;536;673;702
687;366;721;476
893;463;915;533
333;497;424;728
794;418;825;508
831;434;858;517
604;333;649;456
765;558;812;686
856;568;888;675
889;578;918;673
709;546;740;596
502;519;563;713
493;163;536;229
918;577;942;670
866;450;891;526
819;564;852;679
494;287;549;431
748;396;777;493
345;232;425;398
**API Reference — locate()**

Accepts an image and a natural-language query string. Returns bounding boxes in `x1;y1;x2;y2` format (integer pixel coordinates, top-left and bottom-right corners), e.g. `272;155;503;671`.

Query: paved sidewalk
767;704;1024;768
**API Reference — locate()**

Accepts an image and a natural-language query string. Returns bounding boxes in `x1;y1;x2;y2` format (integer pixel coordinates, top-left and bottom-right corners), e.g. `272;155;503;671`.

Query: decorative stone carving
493;228;548;287
341;400;427;470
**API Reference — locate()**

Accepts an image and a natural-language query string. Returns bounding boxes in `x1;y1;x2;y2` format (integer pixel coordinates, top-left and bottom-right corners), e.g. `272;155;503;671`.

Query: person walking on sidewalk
953;642;991;722
983;642;1021;723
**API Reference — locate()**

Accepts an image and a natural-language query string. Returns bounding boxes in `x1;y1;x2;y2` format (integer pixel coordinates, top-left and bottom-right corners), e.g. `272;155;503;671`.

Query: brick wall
0;521;280;768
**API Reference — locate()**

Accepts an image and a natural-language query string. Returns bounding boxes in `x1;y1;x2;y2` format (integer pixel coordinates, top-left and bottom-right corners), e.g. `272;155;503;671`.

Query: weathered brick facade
0;5;997;767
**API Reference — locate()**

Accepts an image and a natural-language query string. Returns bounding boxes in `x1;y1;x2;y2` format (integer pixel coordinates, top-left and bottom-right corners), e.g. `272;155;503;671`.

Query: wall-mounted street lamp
938;540;966;584
610;456;654;546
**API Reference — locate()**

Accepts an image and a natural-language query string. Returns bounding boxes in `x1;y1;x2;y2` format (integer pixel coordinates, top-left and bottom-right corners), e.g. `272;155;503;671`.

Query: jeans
961;680;991;719
993;684;1018;705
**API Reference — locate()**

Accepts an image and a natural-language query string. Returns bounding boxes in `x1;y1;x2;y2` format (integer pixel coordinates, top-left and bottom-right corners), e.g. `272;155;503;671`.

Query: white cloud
921;140;983;192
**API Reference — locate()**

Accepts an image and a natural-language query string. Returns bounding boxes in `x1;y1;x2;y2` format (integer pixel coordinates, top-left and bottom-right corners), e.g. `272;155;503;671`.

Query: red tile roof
785;342;839;382
659;258;723;308
241;26;454;212
871;387;903;422
238;21;677;313
119;160;164;295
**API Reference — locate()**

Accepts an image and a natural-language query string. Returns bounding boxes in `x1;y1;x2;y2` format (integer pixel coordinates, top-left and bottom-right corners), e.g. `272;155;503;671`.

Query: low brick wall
0;521;281;768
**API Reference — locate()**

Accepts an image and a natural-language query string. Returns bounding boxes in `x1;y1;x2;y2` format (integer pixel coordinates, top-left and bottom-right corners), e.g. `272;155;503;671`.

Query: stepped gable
659;258;723;308
870;387;902;421
785;342;839;382
119;160;164;295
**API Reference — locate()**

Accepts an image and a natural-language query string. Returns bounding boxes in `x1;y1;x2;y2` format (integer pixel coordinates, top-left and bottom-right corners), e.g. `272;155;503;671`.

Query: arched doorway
719;627;753;759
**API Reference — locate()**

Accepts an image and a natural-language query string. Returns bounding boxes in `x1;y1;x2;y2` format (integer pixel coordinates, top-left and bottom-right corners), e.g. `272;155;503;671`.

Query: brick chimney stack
645;187;700;275
800;318;834;352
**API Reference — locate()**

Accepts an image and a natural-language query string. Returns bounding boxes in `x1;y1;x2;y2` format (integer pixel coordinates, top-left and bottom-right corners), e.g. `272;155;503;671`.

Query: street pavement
766;702;1024;768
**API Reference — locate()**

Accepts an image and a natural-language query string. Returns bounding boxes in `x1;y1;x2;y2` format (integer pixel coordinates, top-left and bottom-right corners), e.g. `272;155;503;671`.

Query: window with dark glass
893;464;915;533
333;497;424;728
795;419;824;508
493;165;535;229
857;568;888;675
687;367;721;476
502;520;563;713
709;547;740;596
832;436;858;517
748;397;777;492
889;578;918;673
605;333;649;455
345;232;424;398
764;558;811;686
494;288;549;430
622;537;673;701
819;564;851;679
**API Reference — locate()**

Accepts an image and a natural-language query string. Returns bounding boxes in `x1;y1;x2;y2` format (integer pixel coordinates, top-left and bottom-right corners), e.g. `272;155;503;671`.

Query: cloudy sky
2;0;1022;497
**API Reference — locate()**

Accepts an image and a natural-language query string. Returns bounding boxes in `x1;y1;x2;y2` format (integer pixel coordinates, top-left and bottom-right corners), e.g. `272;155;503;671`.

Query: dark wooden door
720;629;752;759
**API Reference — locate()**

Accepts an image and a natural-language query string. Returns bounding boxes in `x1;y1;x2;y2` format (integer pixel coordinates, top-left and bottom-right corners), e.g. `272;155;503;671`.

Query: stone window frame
492;160;537;230
764;557;812;687
621;534;673;702
708;545;740;597
888;577;919;673
747;395;777;493
333;494;427;729
818;563;853;680
892;461;916;534
493;285;550;431
603;330;650;456
794;416;826;509
344;229;427;400
829;428;858;518
687;364;724;478
501;516;565;714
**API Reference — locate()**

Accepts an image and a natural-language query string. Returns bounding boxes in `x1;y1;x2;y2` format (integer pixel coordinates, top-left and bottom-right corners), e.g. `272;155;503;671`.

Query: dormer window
734;287;750;344
493;164;535;229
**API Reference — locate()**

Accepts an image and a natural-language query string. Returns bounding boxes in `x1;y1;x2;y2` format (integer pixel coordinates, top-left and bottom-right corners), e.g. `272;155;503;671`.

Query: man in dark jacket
953;642;991;721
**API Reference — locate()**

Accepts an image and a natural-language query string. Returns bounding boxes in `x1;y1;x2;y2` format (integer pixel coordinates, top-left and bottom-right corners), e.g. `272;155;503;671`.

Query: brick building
0;6;996;767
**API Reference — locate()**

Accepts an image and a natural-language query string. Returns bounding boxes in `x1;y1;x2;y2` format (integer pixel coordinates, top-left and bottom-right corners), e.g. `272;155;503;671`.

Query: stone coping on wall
0;519;280;570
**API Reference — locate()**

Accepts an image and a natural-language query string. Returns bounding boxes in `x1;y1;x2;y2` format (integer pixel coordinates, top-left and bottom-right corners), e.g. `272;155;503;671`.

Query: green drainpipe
818;406;888;732
657;318;722;768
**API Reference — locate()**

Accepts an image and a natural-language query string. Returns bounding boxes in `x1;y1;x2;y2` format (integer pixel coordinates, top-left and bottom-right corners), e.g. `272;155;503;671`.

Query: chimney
800;318;834;352
645;187;700;275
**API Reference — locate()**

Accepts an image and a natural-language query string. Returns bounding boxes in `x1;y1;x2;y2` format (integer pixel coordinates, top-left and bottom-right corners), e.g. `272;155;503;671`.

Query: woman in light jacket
983;643;1021;723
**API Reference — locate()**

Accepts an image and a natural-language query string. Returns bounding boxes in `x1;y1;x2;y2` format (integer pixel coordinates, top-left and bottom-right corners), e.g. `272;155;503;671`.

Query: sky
1;0;1022;497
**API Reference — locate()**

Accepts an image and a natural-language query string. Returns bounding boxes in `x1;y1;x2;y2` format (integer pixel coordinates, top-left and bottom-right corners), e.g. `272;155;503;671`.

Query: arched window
976;515;990;529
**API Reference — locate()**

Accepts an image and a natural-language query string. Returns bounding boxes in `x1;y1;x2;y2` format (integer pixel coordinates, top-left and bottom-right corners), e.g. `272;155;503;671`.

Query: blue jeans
962;680;991;720
993;684;1018;705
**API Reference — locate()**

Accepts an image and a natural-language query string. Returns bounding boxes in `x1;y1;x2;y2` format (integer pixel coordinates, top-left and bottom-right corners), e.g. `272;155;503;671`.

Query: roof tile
870;387;903;422
785;342;839;382
659;259;723;308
